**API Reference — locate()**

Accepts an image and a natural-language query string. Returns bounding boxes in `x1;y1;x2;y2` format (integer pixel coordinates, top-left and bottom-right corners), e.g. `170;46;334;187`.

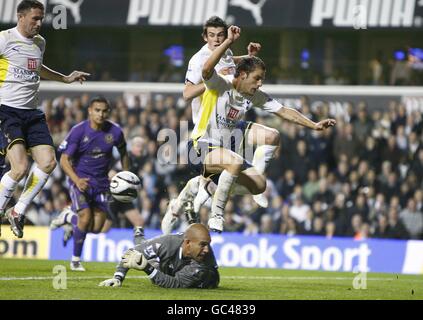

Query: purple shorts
68;183;110;214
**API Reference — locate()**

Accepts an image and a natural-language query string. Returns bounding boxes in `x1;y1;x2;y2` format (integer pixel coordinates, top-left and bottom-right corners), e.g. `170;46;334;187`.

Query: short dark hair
89;96;110;109
235;56;266;78
202;16;228;38
17;0;44;14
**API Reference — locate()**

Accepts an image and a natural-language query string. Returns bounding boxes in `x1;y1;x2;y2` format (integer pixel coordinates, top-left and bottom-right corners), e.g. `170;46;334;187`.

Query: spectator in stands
325;221;336;239
400;198;423;239
302;169;320;203
414;189;423;212
387;207;409;239
347;214;363;238
390;58;412;85
373;214;390;238
289;194;310;224
291;140;313;184
311;216;325;236
409;149;423;182
353;103;373;144
299;209;314;235
333;122;359;163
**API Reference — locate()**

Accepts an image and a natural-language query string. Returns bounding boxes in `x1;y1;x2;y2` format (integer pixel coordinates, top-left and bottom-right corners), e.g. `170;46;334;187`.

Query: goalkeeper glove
121;248;148;271
98;277;122;287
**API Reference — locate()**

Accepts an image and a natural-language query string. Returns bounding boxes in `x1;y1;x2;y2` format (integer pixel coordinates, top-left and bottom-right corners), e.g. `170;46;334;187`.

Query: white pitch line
1;275;419;282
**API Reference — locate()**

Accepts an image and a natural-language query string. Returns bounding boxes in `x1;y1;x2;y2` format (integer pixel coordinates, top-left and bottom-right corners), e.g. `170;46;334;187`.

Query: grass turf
0;258;422;300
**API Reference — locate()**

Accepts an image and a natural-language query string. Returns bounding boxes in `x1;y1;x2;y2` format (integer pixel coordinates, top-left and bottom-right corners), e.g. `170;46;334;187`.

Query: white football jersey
185;44;236;124
0;27;45;109
191;71;283;148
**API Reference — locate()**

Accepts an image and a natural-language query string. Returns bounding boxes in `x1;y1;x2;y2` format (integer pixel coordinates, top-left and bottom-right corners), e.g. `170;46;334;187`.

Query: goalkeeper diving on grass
99;223;219;289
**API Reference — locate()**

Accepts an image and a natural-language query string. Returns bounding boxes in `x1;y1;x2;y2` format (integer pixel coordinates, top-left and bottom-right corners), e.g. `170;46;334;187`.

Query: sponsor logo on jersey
27;58;37;70
227;107;239;120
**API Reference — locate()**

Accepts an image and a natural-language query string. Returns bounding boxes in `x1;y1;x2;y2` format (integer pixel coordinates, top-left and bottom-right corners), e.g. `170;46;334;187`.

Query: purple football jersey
59;120;125;191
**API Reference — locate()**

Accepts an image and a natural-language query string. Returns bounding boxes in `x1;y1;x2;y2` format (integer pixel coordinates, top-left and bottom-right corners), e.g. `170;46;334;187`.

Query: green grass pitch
0;259;422;300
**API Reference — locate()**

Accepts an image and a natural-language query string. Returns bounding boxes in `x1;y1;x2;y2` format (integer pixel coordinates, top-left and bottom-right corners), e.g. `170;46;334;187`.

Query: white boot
208;215;225;233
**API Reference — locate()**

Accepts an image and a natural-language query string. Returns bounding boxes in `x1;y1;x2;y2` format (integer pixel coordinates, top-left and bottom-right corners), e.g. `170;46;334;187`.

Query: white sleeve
0;32;6;54
251;90;283;113
202;70;232;93
185;55;204;85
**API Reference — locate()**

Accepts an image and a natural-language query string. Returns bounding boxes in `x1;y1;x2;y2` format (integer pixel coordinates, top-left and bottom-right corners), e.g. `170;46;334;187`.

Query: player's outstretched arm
202;25;241;81
183;82;206;101
41;65;90;84
276;106;336;130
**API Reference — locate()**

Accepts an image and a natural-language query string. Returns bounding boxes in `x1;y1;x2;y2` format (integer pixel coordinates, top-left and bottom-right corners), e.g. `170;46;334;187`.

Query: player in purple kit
58;97;130;271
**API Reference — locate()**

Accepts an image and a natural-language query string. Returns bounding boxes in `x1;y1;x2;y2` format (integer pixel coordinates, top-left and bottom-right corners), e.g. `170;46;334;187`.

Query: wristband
143;263;155;275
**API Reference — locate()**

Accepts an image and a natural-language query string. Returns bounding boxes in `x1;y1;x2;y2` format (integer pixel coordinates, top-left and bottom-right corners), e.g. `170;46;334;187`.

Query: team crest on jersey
27;58;37;70
104;134;114;144
227;107;240;120
78;194;86;205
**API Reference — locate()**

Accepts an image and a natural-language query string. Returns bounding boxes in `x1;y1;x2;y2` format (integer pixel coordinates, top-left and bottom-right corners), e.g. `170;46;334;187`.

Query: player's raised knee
10;161;29;181
39;158;57;174
265;128;280;146
252;175;267;194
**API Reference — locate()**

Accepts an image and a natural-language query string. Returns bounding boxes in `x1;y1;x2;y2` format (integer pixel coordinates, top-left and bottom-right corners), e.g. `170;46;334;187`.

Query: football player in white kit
189;25;336;232
162;17;267;234
0;0;89;238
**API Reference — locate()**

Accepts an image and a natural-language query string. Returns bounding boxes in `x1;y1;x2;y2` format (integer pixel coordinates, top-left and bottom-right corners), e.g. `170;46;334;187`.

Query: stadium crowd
14;92;423;240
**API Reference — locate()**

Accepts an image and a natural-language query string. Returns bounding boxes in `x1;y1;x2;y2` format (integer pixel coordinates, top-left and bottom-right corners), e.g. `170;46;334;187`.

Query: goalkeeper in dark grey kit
99;223;219;289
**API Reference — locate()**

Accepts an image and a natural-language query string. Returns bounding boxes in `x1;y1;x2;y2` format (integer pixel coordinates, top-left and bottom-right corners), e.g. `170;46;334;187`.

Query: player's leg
91;208;108;234
69;186;93;271
50;205;76;230
8;107;56;237
70;207;92;271
161;140;209;234
124;208;144;228
8;144;56;237
2;143;30;238
0;107;31;236
0;147;8;237
235;167;267;195
193;176;268;212
161;175;202;234
123;207;145;245
193;176;213;213
50;205;77;246
192;122;276;213
90;191;111;234
204;148;244;232
247;123;280;207
247;123;280;173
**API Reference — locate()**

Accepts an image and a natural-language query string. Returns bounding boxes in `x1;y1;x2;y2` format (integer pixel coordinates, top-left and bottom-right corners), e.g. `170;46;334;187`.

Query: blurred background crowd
14;92;423;240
